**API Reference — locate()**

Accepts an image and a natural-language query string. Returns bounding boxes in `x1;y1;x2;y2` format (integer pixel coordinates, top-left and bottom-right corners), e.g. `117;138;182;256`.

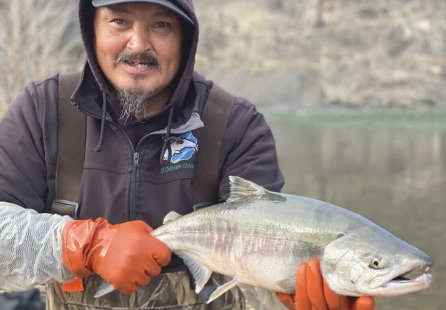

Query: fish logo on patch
163;132;198;164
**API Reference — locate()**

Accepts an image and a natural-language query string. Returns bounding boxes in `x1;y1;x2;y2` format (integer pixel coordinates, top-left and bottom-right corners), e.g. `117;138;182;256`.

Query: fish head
320;226;433;297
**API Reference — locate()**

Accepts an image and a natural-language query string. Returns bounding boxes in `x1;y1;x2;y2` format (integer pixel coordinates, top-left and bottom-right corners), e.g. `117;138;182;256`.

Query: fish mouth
369;262;433;296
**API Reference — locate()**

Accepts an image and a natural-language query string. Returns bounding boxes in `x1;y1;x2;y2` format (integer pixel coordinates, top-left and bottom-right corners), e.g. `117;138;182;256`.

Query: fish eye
369;257;382;269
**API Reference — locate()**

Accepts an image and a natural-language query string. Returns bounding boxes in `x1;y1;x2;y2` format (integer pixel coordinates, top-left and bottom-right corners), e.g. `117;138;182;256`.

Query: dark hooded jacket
0;0;284;308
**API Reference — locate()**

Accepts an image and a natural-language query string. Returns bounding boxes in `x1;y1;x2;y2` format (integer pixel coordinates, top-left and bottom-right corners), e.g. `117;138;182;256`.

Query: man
0;0;373;309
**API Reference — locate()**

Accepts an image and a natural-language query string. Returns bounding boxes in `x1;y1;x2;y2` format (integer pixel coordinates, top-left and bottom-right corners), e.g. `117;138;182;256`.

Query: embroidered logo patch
163;131;198;164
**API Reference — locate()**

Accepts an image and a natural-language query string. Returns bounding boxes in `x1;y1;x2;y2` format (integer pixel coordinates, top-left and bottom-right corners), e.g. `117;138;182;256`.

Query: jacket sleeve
0;79;58;212
0;202;73;291
0;80;74;291
218;97;284;200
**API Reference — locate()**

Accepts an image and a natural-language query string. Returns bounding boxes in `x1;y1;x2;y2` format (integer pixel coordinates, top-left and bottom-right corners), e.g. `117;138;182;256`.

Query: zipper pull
134;152;140;166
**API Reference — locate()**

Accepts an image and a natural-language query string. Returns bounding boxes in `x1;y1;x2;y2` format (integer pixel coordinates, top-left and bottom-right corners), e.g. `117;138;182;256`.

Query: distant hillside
1;0;445;110
194;0;446;108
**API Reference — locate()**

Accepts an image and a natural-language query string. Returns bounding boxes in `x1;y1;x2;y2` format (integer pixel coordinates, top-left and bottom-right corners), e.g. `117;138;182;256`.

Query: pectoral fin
94;281;114;298
177;252;212;294
206;277;239;304
276;277;296;293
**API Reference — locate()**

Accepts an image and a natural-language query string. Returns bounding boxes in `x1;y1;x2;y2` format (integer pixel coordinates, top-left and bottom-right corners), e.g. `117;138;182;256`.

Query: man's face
94;3;183;103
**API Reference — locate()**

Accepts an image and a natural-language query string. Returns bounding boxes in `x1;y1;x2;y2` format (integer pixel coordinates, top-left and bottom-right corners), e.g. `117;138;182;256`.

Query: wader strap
52;72;84;218
193;84;235;205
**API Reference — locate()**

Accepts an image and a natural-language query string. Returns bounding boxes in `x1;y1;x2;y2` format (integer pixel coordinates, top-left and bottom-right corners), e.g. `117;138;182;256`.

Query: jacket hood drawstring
94;92;184;158
160;106;183;165
95;92;108;152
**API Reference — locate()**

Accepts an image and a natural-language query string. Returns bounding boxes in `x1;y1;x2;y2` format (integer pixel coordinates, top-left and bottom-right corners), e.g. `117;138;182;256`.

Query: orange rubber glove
277;259;375;310
62;218;171;294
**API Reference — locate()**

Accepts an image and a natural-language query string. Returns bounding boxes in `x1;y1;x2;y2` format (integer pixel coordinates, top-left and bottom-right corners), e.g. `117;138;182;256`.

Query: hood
75;0;199;118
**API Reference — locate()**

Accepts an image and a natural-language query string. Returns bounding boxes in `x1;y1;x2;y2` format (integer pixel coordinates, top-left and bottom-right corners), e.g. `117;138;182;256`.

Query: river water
264;108;446;310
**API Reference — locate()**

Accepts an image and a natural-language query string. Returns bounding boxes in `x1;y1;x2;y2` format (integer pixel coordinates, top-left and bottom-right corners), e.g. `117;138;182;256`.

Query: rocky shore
1;0;445;110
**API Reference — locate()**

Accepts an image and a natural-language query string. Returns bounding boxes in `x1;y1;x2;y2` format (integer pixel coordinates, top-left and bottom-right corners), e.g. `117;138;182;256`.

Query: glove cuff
62;218;108;277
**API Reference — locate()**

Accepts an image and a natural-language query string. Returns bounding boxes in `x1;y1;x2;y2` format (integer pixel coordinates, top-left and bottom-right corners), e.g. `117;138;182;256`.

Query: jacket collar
71;63;204;135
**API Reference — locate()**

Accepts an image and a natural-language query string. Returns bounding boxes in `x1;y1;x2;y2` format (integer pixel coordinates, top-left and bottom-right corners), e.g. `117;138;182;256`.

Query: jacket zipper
78;105;139;221
129;135;164;220
75;103;160;221
104;121;157;221
129;151;140;220
74;104;194;221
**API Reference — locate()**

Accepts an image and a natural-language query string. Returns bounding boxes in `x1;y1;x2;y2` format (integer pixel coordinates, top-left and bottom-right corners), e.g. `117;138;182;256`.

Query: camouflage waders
46;271;245;310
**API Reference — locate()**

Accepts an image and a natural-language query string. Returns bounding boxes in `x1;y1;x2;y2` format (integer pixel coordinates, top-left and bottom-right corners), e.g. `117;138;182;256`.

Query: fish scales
153;195;364;292
95;176;433;307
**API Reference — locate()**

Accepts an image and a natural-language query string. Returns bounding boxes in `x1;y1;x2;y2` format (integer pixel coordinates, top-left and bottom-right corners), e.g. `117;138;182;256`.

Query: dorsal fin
228;176;266;202
163;211;183;224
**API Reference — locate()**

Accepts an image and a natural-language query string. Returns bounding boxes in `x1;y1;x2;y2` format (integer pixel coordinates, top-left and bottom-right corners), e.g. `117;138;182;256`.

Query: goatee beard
117;88;156;124
114;50;161;123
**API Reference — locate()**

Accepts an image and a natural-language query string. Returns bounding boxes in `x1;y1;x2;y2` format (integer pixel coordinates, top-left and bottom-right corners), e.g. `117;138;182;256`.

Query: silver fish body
96;176;433;304
154;189;342;293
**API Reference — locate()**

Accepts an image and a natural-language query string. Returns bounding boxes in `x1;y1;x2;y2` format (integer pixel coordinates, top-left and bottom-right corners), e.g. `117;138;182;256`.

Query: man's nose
127;28;153;54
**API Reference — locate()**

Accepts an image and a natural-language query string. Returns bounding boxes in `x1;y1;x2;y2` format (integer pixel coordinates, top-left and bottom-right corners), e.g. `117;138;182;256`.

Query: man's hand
62;218;171;294
277;259;375;310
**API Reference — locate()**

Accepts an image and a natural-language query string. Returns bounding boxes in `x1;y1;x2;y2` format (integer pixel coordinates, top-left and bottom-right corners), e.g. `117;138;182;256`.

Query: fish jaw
369;273;433;296
357;260;433;296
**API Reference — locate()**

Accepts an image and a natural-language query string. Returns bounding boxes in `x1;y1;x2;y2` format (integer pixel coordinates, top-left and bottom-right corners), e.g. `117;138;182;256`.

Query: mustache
114;52;160;69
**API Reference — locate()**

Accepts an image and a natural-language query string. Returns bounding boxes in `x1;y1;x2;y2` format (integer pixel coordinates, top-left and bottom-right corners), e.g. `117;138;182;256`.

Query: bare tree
0;0;85;111
315;0;325;27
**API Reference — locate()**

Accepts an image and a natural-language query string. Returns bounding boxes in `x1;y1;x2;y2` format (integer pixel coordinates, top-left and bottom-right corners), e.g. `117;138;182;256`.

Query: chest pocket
45;272;245;310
